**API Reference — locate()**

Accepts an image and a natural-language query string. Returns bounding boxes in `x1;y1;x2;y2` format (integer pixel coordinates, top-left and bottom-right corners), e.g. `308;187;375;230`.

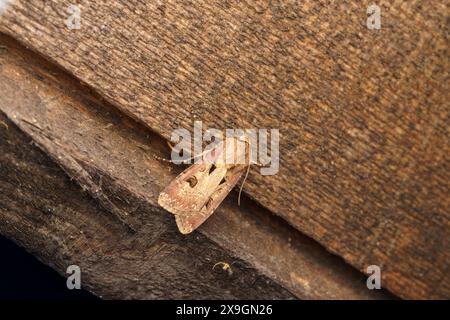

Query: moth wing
174;166;246;234
158;143;225;215
158;137;249;234
158;163;211;215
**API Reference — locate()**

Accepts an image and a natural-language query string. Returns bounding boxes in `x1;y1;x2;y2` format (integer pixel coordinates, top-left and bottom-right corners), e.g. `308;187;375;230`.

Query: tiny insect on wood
158;135;252;234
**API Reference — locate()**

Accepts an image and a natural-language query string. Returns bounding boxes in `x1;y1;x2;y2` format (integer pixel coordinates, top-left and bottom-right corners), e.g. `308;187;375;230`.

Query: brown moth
158;136;251;234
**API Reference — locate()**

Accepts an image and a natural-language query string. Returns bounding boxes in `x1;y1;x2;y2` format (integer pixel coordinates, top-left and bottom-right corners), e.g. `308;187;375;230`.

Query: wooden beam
0;111;298;299
0;0;448;298
0;34;392;299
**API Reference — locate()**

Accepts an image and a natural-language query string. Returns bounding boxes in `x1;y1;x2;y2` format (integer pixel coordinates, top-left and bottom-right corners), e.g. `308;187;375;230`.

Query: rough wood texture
0;112;297;299
0;0;448;298
0;34;392;299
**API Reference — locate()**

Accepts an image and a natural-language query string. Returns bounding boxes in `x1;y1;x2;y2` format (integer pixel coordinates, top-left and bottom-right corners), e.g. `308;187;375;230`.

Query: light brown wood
0;34;391;299
0;1;448;298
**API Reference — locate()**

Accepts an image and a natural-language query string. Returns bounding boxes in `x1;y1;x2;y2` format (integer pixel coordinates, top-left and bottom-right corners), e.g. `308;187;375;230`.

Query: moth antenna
151;147;210;165
152;139;199;164
238;162;251;206
237;139;255;205
151;153;175;163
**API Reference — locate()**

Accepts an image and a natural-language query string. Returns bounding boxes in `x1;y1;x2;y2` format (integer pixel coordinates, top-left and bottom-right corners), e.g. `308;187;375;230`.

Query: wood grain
0;112;297;299
0;1;448;298
0;34;392;299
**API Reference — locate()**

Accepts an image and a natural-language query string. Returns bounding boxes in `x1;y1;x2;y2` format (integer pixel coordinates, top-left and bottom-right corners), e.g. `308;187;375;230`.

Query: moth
158;136;251;234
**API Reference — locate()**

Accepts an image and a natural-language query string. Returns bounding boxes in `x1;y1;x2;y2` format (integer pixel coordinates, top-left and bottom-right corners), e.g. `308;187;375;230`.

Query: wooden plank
0;113;296;299
0;0;448;298
0;34;392;299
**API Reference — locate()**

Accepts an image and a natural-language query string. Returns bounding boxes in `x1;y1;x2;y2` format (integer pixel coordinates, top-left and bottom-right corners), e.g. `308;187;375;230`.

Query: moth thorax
216;137;250;165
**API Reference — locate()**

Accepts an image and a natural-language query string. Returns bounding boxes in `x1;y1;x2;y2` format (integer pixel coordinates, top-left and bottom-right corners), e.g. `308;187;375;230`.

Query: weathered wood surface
0;113;295;299
0;1;448;298
0;34;393;299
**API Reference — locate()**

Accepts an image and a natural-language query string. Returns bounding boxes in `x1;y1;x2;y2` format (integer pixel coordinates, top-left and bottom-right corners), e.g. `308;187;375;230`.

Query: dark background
0;234;97;300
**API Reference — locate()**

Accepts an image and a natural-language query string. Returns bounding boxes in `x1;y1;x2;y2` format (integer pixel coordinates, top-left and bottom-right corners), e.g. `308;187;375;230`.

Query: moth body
158;136;250;234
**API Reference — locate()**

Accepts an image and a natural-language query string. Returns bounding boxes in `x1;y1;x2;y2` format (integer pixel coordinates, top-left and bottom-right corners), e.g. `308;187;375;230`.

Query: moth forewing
158;136;251;234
